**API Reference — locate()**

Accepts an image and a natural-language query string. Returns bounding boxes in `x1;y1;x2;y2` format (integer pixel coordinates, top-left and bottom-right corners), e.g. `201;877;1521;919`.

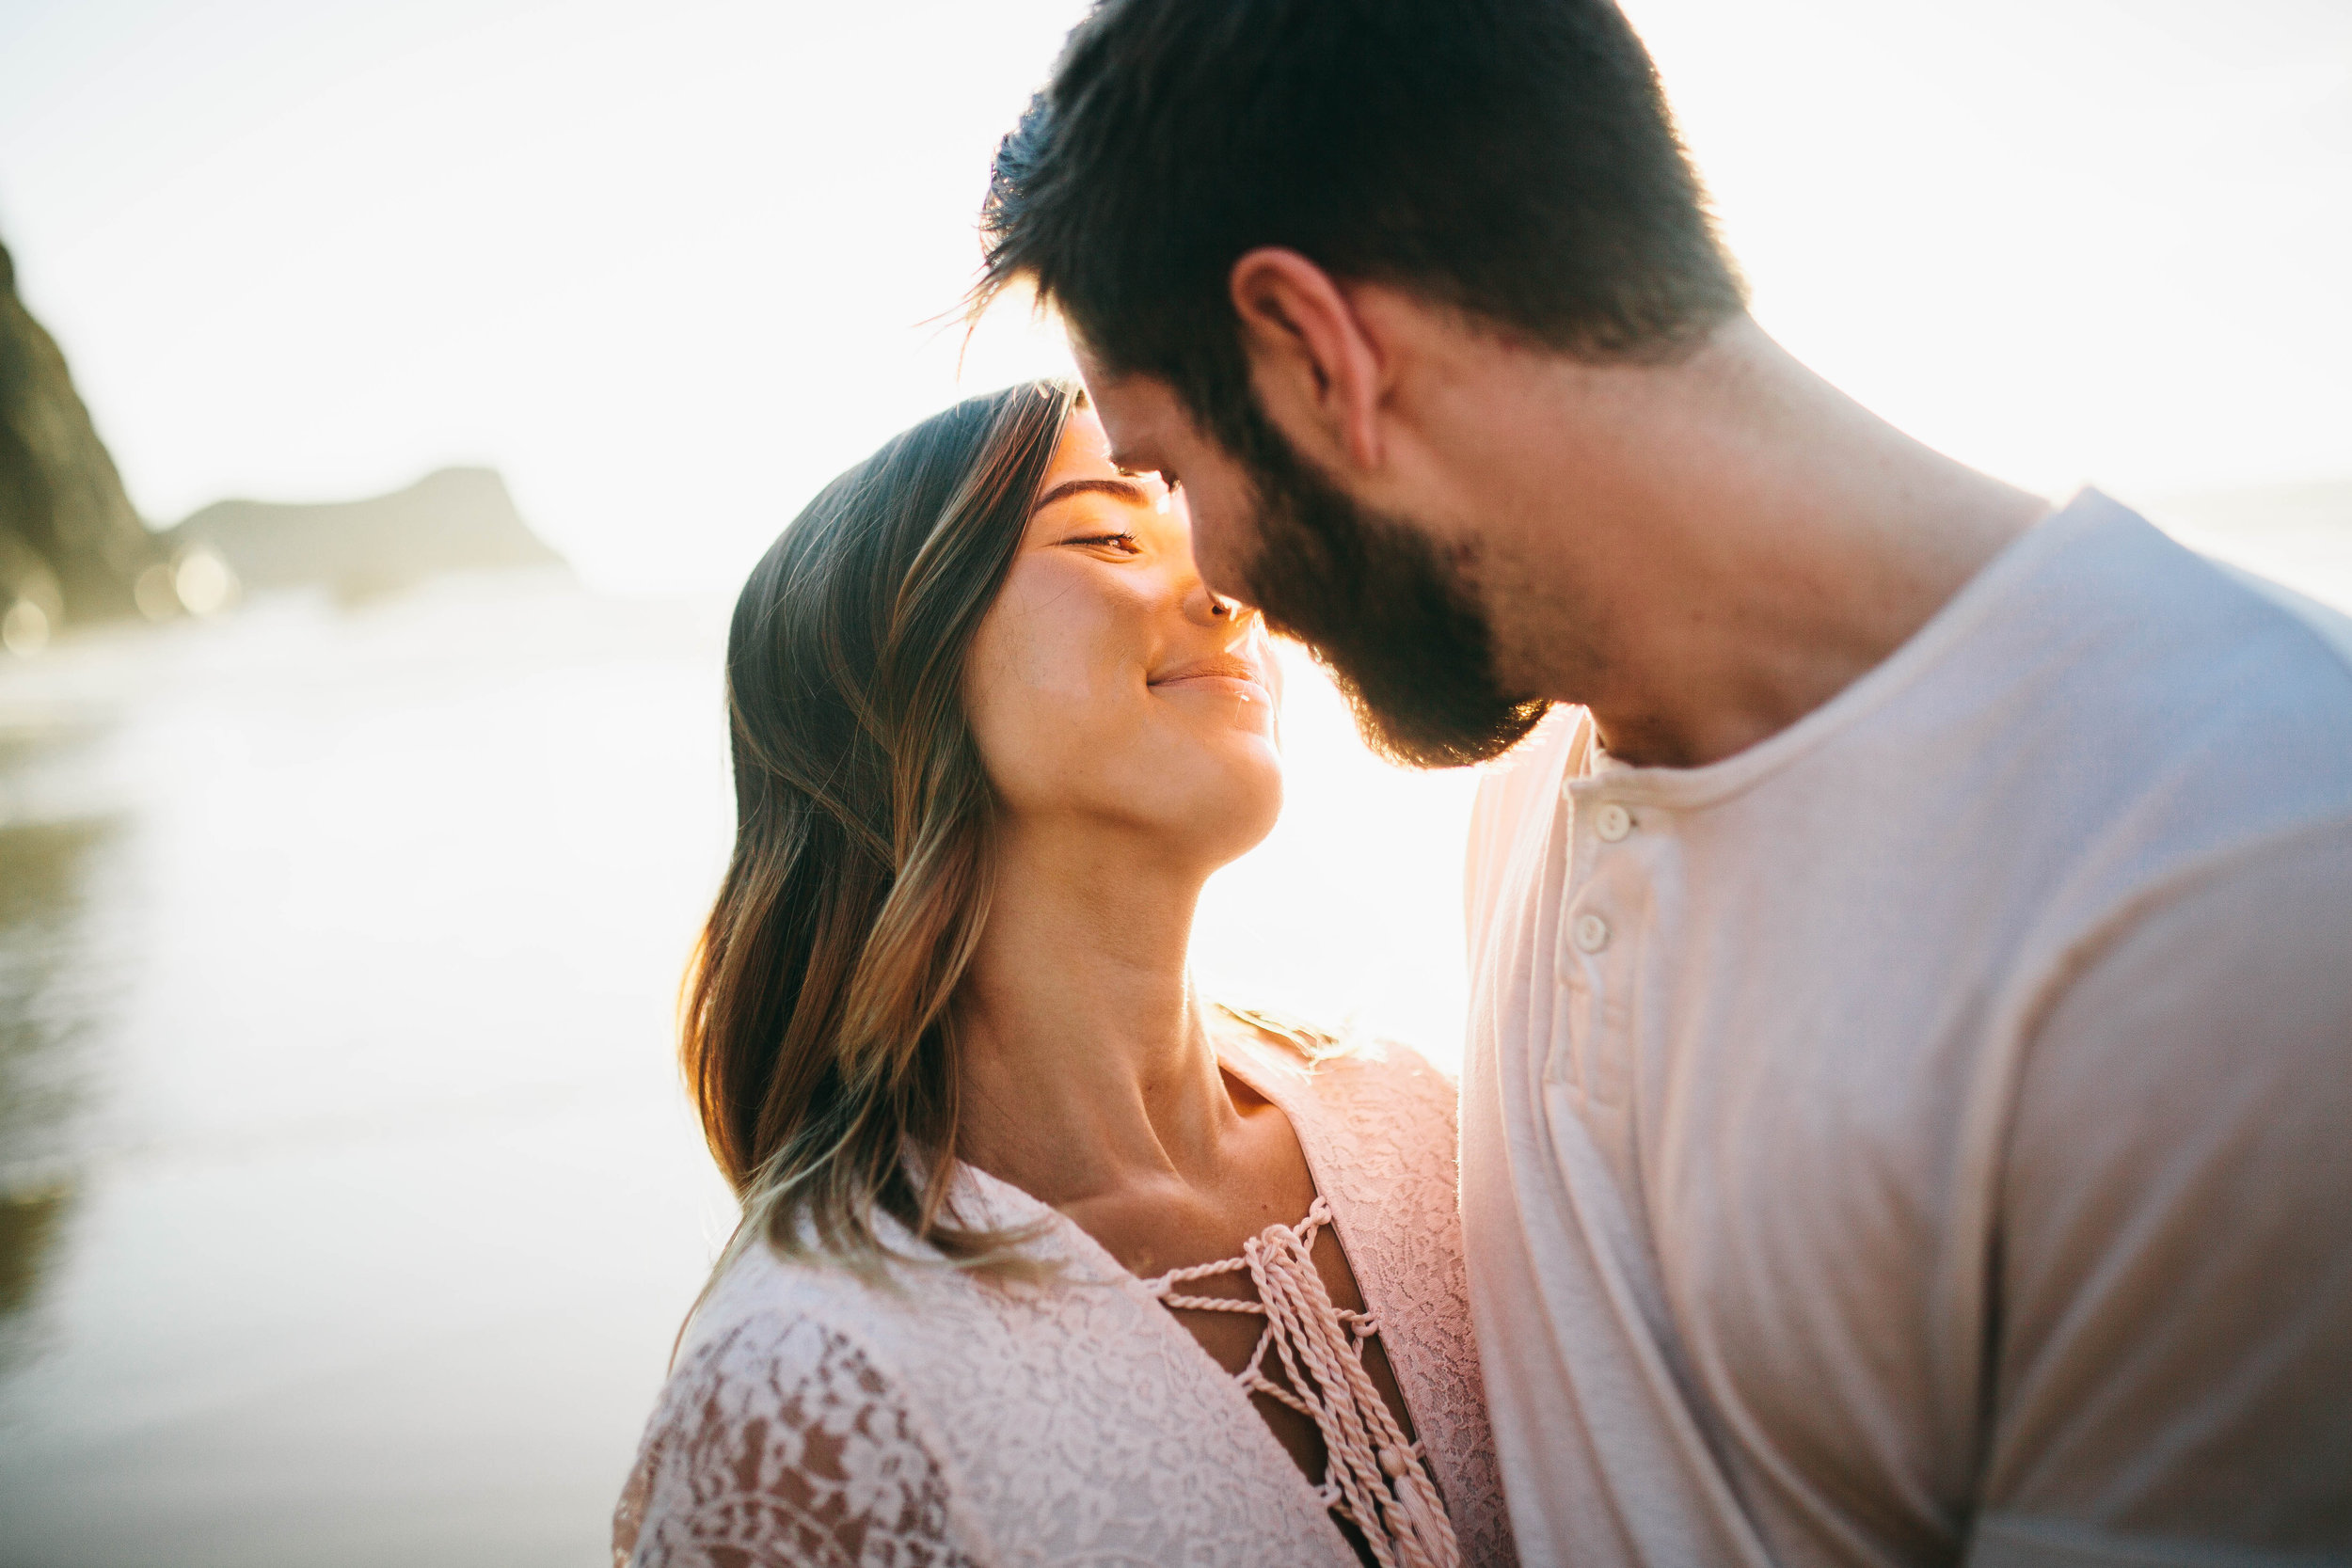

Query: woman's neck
948;818;1237;1208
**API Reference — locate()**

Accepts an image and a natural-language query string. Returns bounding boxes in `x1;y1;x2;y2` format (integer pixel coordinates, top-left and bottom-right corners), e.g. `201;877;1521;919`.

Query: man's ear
1229;247;1385;473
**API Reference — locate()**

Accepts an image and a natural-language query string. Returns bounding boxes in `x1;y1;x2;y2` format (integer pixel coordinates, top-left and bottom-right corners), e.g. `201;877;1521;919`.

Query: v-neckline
945;1035;1379;1562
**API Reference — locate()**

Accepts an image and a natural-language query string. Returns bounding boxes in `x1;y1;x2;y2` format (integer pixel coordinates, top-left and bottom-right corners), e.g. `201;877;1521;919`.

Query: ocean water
0;497;2344;1567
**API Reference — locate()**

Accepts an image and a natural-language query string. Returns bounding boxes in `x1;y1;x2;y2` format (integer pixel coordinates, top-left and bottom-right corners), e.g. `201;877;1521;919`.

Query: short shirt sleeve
1971;819;2352;1564
614;1312;979;1568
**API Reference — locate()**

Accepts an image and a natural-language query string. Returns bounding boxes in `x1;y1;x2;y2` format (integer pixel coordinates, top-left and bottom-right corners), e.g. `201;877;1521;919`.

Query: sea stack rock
0;238;168;646
167;467;570;604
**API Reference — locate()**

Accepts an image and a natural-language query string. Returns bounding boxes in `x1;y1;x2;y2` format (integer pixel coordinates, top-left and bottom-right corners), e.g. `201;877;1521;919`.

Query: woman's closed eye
1062;531;1143;557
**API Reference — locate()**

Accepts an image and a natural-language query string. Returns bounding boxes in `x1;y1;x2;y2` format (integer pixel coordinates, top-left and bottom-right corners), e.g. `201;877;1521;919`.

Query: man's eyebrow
1033;476;1152;515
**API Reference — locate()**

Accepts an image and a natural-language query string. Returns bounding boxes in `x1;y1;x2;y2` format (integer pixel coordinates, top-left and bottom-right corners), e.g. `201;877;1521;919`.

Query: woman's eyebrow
1032;476;1152;515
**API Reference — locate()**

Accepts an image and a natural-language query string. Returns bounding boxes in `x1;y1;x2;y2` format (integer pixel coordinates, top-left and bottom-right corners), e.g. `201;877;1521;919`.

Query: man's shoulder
2197;554;2352;681
1926;497;2352;986
1908;492;2352;841
2078;503;2351;798
2039;492;2352;728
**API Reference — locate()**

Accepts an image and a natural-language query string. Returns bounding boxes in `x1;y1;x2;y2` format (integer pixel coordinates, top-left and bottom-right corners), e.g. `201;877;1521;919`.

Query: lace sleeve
613;1314;979;1568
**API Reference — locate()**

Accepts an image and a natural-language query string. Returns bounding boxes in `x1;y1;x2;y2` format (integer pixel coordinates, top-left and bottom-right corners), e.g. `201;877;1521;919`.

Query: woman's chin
1184;721;1282;781
1192;781;1284;866
1128;745;1282;854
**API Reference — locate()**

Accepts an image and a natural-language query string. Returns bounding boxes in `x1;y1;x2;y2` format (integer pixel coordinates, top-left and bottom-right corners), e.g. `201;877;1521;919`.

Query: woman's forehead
1044;405;1119;483
1025;406;1180;537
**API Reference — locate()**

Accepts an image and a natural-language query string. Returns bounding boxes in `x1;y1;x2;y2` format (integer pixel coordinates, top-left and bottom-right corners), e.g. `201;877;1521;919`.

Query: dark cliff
0;239;167;633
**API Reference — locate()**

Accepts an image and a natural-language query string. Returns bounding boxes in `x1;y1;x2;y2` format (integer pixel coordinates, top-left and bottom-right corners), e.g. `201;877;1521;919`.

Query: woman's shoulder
670;1181;1107;1394
618;1244;981;1566
1213;1003;1460;1176
678;1221;987;1374
1216;1004;1457;1115
663;1267;905;1430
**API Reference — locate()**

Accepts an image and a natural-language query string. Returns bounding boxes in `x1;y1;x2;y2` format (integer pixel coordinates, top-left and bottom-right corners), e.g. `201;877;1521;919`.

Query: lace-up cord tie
1146;1197;1460;1568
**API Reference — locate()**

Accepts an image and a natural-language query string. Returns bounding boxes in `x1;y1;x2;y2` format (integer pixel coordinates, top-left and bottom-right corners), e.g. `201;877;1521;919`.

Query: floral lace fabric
613;1031;1516;1567
612;1318;975;1568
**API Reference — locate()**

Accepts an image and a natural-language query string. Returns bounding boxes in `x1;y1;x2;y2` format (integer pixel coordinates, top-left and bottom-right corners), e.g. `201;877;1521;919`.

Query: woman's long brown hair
685;379;1081;1275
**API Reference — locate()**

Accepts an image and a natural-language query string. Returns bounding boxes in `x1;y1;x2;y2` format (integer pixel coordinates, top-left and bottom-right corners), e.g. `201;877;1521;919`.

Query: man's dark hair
977;0;1747;454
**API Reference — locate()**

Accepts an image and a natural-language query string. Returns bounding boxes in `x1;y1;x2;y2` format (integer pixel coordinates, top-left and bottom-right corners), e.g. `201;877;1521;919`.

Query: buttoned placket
1551;772;1642;1107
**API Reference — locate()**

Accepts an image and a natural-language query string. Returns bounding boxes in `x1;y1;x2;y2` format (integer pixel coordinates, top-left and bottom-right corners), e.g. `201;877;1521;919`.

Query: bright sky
1;0;2345;593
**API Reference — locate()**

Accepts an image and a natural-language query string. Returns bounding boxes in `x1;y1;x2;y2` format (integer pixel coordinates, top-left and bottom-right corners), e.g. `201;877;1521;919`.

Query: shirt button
1594;802;1632;842
1572;913;1611;953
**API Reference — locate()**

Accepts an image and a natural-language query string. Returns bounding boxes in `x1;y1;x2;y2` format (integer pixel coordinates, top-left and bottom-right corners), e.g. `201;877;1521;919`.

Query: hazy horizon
1;0;2345;594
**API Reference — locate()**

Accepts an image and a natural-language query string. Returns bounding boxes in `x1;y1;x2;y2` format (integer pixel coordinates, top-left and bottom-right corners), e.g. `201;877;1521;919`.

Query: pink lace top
612;1029;1517;1567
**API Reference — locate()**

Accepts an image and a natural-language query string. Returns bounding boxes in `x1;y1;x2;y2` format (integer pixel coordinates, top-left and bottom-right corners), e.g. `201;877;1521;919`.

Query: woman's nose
1181;578;1249;630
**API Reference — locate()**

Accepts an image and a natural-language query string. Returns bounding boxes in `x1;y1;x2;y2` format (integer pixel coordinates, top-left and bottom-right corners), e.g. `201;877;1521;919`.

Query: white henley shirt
1461;490;2352;1567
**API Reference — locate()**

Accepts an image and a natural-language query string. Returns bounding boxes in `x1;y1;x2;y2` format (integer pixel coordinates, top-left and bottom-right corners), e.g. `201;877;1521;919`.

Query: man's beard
1229;403;1549;768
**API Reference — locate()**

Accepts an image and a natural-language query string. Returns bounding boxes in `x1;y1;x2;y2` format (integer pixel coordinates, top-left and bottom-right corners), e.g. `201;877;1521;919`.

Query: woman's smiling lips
1148;653;1271;703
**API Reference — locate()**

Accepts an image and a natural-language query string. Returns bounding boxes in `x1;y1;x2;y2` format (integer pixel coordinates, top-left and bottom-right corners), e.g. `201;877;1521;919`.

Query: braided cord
1144;1199;1460;1568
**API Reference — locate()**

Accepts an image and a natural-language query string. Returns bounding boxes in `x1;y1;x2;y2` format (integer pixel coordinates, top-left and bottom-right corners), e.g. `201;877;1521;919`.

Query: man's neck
1452;317;2050;768
949;820;1236;1208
